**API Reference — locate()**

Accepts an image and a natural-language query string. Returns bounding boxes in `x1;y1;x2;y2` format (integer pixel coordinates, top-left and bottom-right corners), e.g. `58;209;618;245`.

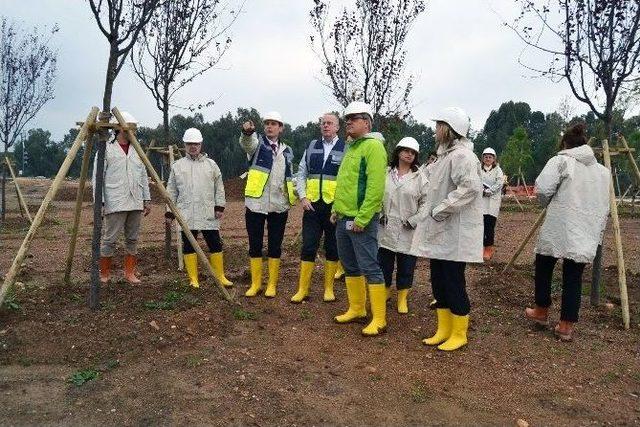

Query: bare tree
0;18;57;221
88;0;161;310
508;1;640;140
309;0;426;119
130;0;242;261
131;0;243;146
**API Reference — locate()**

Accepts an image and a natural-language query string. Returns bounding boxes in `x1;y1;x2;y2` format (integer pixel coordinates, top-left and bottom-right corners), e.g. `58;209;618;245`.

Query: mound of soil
53;185;93;202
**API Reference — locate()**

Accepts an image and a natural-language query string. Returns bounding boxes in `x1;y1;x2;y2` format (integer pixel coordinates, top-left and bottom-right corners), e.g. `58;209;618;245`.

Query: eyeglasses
345;114;369;122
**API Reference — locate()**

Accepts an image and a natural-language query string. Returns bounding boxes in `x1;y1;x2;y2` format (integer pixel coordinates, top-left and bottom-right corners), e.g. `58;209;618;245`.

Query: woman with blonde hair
411;107;483;351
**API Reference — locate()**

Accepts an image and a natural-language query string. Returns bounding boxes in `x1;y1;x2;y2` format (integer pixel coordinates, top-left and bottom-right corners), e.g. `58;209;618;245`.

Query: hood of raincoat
558;144;597;166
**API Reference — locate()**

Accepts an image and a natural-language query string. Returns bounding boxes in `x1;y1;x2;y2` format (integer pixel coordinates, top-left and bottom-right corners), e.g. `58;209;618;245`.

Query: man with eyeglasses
330;101;388;336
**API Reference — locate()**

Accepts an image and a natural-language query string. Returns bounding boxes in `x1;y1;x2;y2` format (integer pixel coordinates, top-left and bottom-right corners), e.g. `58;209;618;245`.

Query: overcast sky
4;0;592;141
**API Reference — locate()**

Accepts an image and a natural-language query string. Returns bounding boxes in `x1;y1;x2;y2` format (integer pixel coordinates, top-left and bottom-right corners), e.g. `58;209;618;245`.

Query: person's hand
215;211;223;220
352;224;364;233
402;220;415;230
242;120;255;135
164;217;173;226
483;189;492;197
143;201;151;217
300;198;314;211
330;212;337;224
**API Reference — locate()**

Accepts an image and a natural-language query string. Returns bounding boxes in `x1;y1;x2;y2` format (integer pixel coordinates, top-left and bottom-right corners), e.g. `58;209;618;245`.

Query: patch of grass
69;292;82;302
17;356;33;367
487;307;501;317
601;371;619;384
185;354;204;368
410;385;429;403
68;368;99;386
144;290;183;310
2;290;22;312
300;309;312;320
233;308;257;320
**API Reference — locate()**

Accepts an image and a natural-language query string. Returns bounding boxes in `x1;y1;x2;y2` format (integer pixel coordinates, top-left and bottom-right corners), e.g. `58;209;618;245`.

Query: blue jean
335;215;384;284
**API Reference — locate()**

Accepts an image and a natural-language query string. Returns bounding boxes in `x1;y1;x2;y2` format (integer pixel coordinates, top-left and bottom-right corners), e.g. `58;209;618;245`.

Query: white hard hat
482;147;497;157
432;107;470;137
396;137;420;153
110;111;138;125
183;128;203;143
263;111;283;125
343;101;373;120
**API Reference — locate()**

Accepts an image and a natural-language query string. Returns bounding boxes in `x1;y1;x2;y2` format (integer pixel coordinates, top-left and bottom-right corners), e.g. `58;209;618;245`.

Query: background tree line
8;99;640;193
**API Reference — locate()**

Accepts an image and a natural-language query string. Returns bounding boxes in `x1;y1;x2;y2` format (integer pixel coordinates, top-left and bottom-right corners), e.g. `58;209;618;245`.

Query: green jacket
333;134;388;227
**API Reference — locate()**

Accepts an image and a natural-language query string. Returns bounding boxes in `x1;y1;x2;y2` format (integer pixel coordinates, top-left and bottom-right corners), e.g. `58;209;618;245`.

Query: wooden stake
169;145;183;271
620;135;640;184
4;157;32;224
112;108;232;302
602;140;630;329
63;134;95;284
0;107;100;308
502;208;547;274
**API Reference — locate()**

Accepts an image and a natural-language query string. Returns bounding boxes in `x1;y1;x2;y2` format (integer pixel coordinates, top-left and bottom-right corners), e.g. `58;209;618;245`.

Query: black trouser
301;200;338;262
378;247;417;290
483;214;497;247
181;230;222;254
245;208;288;258
534;253;586;322
430;259;470;316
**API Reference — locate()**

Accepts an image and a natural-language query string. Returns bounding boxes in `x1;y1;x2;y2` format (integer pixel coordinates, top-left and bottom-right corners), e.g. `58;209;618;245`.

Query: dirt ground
0;178;639;426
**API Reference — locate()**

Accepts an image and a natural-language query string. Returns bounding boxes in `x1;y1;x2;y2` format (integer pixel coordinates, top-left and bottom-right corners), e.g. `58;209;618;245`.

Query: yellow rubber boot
397;289;409;314
362;284;387;336
323;260;338;302
264;257;280;298
334;261;345;280
422;309;452;346
183;253;199;288
291;261;314;303
334;276;367;323
438;314;469;351
209;252;233;288
245;257;263;297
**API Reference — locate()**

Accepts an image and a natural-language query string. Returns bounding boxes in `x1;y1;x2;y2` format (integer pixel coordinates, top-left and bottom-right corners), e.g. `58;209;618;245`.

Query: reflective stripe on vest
245;136;297;205
305;138;345;203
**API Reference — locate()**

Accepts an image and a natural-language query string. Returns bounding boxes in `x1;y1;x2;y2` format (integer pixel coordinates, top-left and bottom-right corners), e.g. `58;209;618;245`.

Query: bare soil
0;179;639;426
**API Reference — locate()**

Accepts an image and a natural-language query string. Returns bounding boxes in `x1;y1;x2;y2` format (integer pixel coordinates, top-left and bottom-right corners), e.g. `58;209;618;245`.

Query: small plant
233;308;257;320
185;354;204;368
68;368;99;386
410;385;429;403
300;309;312;320
144;291;183;310
69;292;82;302
3;290;21;311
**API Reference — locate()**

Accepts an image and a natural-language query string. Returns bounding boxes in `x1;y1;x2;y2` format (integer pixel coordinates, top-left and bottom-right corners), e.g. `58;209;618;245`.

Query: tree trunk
1;150;6;223
591;115;613;306
90;48;118;310
162;102;171;260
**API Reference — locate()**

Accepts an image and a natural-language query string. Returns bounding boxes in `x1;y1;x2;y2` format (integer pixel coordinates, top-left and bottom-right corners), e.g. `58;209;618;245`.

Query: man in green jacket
331;101;388;336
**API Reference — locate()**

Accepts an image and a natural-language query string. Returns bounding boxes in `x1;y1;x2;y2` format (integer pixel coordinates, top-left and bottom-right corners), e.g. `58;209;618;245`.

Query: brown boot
124;254;141;284
554;320;574;342
99;257;112;283
524;306;549;326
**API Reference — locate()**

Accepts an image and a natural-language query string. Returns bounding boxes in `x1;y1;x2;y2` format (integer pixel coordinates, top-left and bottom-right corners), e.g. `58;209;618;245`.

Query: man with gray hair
290;112;346;304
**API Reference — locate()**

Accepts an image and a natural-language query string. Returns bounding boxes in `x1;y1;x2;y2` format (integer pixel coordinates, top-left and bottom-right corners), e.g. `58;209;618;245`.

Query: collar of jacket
187;153;208;162
437;137;472;156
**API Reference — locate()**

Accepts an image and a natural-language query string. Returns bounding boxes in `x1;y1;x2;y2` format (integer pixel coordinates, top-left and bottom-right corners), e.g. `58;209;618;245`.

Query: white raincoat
167;154;226;230
535;145;610;263
481;165;504;218
411;138;484;263
378;167;429;254
93;141;151;215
